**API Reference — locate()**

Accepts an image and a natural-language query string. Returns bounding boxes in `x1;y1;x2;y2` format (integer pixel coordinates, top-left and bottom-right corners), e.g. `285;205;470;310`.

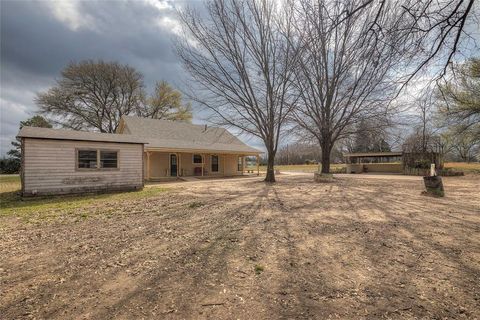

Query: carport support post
256;155;259;176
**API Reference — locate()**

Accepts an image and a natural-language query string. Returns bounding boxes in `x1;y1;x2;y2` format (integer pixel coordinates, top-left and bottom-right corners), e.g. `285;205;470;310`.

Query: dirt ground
1;174;479;319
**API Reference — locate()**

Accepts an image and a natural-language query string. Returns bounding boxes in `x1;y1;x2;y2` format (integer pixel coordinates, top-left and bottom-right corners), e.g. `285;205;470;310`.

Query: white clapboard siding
23;138;144;195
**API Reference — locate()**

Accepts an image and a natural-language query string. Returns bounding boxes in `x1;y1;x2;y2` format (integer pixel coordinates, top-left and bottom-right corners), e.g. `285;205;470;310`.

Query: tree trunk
265;151;276;182
320;141;332;174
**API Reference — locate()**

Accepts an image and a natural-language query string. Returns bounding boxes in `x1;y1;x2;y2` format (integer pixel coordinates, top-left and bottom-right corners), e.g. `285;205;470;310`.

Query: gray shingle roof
18;127;147;144
121;116;262;154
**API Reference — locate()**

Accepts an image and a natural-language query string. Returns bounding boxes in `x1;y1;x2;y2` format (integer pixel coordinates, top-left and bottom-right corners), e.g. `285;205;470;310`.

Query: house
117;116;261;180
17;116;262;196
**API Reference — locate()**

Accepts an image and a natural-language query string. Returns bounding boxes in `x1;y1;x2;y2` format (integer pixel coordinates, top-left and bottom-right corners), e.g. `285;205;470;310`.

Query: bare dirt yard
1;174;479;319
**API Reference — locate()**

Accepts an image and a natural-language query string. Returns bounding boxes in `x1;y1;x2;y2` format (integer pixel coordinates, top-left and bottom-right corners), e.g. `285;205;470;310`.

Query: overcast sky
0;0;265;156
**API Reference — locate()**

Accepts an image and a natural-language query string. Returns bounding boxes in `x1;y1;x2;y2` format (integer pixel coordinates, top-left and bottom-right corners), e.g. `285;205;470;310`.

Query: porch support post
222;154;225;176
177;153;180;177
146;151;151;181
256;154;259;176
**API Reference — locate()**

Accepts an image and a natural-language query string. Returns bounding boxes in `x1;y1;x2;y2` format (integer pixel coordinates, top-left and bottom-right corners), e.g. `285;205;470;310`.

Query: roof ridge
122;115;226;130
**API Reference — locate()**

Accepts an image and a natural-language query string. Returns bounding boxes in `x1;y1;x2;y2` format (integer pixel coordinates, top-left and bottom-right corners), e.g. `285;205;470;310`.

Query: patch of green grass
254;264;264;275
0;175;20;184
188;201;204;209
0;175;168;220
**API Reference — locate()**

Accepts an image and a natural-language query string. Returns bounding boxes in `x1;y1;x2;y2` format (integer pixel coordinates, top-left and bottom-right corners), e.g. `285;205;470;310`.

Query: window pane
212;155;218;172
193;154;202;163
78;150;97;168
237;157;242;171
100;151;118;168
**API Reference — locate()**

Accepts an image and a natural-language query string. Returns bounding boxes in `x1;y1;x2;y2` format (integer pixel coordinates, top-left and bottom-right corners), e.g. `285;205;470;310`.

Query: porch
144;150;260;181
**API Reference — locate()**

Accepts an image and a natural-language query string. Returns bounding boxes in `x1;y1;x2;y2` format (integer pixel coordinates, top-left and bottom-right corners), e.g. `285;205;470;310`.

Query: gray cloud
0;0;198;155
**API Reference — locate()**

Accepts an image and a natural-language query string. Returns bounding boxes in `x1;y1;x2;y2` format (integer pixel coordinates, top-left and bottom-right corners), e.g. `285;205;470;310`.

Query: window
193;154;202;164
78;150;97;168
100;151;118;168
237;156;243;171
77;149;118;170
211;155;219;172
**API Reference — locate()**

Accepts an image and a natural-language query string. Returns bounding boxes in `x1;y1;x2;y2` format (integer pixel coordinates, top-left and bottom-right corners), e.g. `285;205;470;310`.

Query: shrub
413;159;431;169
0;157;20;174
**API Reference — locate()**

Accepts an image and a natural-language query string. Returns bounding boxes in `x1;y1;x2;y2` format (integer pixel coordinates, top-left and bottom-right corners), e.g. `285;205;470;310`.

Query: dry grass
248;162;480;174
444;162;480;174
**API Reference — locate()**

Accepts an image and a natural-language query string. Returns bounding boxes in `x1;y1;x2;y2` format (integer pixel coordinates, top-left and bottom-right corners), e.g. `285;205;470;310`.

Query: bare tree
291;0;402;173
450;129;479;161
416;96;434;153
176;0;299;182
37;61;193;132
37;60;145;133
436;57;480;138
334;0;478;83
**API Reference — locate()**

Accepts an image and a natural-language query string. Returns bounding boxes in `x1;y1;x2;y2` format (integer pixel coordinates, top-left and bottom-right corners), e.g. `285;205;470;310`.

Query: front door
170;154;177;176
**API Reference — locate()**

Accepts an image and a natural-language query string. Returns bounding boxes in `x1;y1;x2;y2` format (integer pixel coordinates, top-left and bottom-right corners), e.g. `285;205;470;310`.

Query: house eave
144;146;262;156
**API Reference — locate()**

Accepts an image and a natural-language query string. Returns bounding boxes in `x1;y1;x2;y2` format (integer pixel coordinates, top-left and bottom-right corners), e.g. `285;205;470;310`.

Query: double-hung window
100;151;118;168
77;149;118;170
78;150;98;169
